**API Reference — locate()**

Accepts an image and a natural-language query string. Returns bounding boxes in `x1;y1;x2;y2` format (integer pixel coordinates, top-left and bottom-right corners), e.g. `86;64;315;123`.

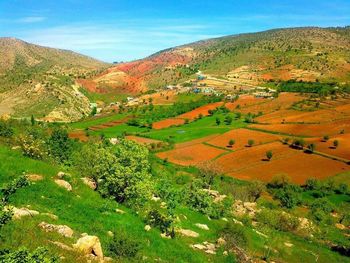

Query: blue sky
1;0;349;62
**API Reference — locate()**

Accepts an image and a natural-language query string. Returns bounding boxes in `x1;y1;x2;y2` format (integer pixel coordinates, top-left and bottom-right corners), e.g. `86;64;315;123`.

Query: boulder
115;208;125;214
11;207;39;219
335;223;346;230
55;179;72;191
195;223;209;231
216;237;226;247
73;235;104;260
38;222;74;238
27;174;43;181
109;138;119;145
232;200;260;217
177;228;199;238
144;225;151;232
57;172;66;178
284;242;294;248
160;233;171;239
81;177;97;190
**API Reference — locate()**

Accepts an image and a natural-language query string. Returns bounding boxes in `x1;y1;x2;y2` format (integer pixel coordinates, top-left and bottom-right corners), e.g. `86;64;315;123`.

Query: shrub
333;140;339;148
107;231;140;258
197;161;223;187
18;134;45;160
266;150;273;161
274;187;300;209
323;135;329;142
47;128;74;163
269;174;291;188
147;209;173;234
247;139;255;147
228;139;235;148
0;247;58;262
221;222;248;249
0;120;14;138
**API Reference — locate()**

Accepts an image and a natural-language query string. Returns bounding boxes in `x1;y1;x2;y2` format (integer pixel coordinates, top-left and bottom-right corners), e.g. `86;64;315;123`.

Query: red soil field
89;117;129;131
68;131;89;142
156;143;227;166
206;128;280;149
175;134;221;149
228;149;349;185
178;102;224;120
250;118;350;137
152;118;185;130
214;141;294;173
225;95;263;111
126;136;162;145
139;90;177;105
306;133;350;161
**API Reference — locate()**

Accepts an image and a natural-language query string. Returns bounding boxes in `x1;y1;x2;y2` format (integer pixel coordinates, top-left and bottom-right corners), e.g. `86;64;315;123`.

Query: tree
91;106;97;116
47;128;74;163
228;139;235;148
224;115;233;125
307;143;316;153
247;139;255;147
323;135;329;142
266;150;273;161
215;117;221;126
30;115;35;126
333;140;339;149
246;180;265;202
197;161;223;187
75;140;153;208
0;120;14;138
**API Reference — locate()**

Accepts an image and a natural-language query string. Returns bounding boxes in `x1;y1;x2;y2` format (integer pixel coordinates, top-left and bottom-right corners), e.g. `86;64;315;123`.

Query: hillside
94;27;350;92
0;38;108;121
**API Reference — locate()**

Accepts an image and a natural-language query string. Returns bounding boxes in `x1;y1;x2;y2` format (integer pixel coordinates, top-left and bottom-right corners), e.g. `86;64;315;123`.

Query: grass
68;112;128;130
143;115;246;143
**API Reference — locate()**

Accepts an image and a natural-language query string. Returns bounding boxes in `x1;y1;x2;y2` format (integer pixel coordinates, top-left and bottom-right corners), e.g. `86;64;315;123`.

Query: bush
274;187;300;208
0;247;58;262
18;134;45;160
47;128;74;163
107;231;140;258
0;120;14;138
221;222;248;249
147;209;173;234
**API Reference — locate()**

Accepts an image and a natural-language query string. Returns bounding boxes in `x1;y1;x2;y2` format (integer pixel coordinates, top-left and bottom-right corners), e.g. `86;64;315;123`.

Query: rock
223;251;228;256
232;200;260;217
284;242;294;248
81;177;97;190
160;202;167;208
38;222;74;238
104;257;113;262
49;241;73;251
11;146;21;150
160;233;171;239
42;213;58;220
195;223;209;230
10;207;39;219
177;228;199;238
57;172;66;178
109;138;119;145
144;225;151;232
73;235;104;260
107;231;114;237
115;208;125;214
253;229;268;238
151;195;161;202
217;237;226;247
202;189;226;203
191;244;206;250
205;249;216;255
335;223;346;230
221;217;228;222
55;179;72;191
233;218;244;226
27;174;43;181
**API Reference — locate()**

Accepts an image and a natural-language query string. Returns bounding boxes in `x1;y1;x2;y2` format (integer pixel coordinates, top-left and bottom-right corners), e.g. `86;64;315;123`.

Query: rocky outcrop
10;206;39;219
38;222;74;238
54;179;72;191
27;174;43;181
73;234;104;260
177;228;199;238
195;223;209;231
233;200;260;218
81;177;97;190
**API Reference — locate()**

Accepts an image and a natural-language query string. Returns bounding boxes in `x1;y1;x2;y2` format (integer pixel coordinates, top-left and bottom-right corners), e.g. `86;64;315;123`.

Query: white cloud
17;16;46;23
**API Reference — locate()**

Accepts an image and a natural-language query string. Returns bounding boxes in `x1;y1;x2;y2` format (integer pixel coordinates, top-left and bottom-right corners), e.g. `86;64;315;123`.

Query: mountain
0;38;109;121
94;26;350;92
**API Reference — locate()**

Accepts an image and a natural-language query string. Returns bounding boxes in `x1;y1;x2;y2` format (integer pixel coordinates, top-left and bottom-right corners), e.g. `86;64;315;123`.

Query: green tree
30;115;35;126
215;117;221;125
47;128;73;163
224;115;233;125
323;135;329;142
266;150;273;161
247;139;255;147
333;140;339;148
307;143;316;153
228;139;235;148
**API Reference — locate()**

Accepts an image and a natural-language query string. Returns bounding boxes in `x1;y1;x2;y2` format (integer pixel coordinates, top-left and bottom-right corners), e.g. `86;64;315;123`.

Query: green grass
91;123;149;138
69;113;128;130
143;115;246;143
